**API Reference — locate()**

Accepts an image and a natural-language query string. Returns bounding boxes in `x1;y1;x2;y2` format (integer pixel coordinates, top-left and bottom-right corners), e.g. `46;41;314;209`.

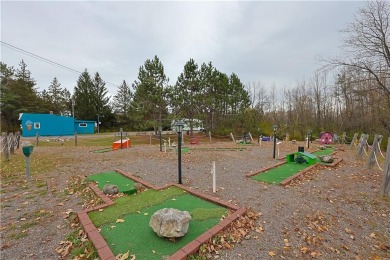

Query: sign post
22;145;34;180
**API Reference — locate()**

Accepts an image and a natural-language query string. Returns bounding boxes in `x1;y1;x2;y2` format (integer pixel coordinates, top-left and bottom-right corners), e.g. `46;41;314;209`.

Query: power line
1;41;120;88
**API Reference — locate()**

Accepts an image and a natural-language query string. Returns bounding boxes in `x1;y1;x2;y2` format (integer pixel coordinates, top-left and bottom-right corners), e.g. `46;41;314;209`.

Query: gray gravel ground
1;140;389;259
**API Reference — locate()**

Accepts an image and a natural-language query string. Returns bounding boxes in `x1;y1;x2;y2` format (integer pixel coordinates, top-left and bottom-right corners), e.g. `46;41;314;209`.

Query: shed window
34;122;40;129
79;123;87;127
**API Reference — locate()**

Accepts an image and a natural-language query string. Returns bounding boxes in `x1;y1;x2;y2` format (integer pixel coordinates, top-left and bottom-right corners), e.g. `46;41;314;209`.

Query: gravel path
1;141;389;259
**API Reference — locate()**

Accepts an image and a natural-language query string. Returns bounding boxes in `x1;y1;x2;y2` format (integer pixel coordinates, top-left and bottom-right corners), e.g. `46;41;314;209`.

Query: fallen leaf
300;247;309;254
116;219;125;223
268;251;276;257
370;233;377;239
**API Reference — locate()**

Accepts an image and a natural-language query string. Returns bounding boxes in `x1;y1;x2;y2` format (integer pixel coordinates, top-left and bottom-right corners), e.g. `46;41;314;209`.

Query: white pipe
212;161;216;193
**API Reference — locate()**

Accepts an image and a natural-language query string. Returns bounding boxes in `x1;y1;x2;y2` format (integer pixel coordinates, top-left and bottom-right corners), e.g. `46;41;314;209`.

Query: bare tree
327;0;390;95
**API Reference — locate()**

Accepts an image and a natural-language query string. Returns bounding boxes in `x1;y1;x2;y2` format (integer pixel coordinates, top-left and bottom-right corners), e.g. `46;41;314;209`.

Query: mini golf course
84;175;230;259
87;171;137;195
251;148;335;184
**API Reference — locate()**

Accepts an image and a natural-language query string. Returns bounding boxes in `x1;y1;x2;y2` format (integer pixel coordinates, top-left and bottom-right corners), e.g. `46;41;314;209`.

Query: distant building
171;119;204;131
19;113;95;137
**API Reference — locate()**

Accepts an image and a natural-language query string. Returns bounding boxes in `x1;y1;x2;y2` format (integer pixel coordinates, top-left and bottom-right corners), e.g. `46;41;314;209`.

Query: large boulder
149;208;191;238
103;184;119;195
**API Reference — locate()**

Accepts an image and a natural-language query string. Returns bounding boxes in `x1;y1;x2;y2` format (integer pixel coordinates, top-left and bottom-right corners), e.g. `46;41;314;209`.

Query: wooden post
381;137;390;196
357;134;369;159
350;133;358;148
4;134;9;161
36;133;39;146
342;132;346;144
209;131;212;143
16;132;20;149
230;133;235;143
149;133;152;146
367;134;380;169
74;131;78;146
9;133;15;155
248;132;254;143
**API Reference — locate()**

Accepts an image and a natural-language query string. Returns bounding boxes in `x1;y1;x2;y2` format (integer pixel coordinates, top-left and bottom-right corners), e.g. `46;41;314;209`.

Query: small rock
103;184;119;195
319;155;334;163
134;183;146;192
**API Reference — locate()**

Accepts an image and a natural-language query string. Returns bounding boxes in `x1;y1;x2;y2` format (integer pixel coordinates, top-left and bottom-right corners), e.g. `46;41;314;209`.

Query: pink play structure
319;132;334;145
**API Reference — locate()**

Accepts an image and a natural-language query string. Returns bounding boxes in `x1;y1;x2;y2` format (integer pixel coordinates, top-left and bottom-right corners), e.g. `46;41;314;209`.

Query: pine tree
113;80;132;127
132;55;169;131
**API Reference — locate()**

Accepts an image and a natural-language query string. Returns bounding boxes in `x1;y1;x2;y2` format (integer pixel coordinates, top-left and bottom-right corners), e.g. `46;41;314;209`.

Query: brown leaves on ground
65;175;104;209
192;208;263;258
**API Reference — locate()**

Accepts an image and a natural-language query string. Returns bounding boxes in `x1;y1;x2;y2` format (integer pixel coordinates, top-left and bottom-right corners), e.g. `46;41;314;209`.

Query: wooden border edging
77;170;247;260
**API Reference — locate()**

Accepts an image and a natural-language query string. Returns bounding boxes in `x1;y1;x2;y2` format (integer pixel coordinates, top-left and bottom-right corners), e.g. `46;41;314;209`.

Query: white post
149;133;152;146
248;132;254;142
168;137;171;147
209;131;212;143
230;133;235;143
164;143;167;153
212;161;216;193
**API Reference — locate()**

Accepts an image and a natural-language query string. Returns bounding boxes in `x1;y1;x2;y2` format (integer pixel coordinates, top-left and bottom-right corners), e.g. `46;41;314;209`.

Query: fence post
36;133;39;146
16;132;21;149
4;134;9;161
367;134;380;169
381;137;390;196
350;133;358;149
9;133;15;155
357;134;368;159
74;131;78;146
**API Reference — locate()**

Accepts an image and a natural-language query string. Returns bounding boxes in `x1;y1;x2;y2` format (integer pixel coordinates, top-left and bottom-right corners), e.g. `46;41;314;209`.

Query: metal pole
307;132;310;149
178;131;182;184
273;130;276;159
120;129;123;149
26;156;31;180
159;127;162;152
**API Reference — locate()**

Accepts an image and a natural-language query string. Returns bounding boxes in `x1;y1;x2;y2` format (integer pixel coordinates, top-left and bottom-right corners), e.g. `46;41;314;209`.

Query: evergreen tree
132;55;169;131
113;80;133;127
73;69;93;120
173;58;201;134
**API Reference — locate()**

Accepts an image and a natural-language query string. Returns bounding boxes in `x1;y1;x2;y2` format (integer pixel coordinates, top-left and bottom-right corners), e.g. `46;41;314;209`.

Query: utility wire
1;41;120;87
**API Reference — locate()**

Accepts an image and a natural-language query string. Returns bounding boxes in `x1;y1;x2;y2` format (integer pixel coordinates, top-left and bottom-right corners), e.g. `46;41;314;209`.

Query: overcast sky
1;1;364;97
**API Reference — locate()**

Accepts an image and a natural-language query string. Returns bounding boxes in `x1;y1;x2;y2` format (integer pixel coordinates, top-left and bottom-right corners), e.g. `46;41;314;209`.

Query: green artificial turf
89;186;227;259
251;162;308;184
312;148;334;156
86;171;137;195
91;147;113;153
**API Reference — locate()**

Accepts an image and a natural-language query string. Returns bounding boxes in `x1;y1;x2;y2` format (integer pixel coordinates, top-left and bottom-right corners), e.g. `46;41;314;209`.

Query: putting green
89;187;227;259
91;147;113;153
251;163;308;184
252;149;335;184
312;148;334;157
86;171;137;195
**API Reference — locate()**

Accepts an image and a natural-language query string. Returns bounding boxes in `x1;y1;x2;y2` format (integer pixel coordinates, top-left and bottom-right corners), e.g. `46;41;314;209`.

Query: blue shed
19;113;95;137
74;120;95;134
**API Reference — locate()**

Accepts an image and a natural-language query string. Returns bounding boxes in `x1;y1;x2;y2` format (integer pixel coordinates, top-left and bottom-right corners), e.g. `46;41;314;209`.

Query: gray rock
319;155;334;163
103;184;119;195
149;208;191;238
